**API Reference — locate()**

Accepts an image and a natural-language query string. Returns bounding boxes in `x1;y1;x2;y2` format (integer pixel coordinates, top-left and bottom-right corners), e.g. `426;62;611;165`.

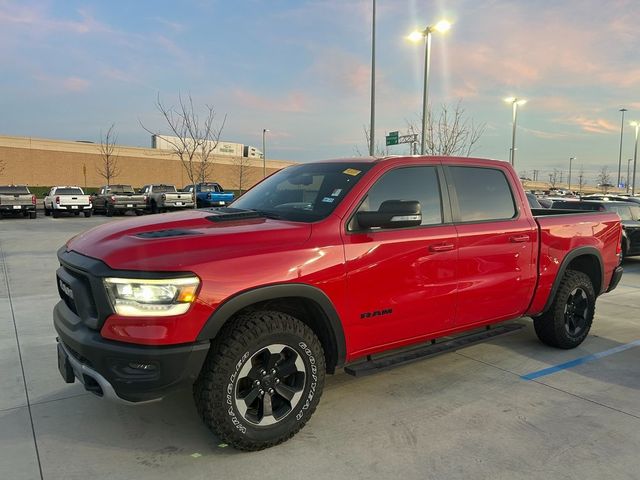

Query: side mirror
356;200;422;229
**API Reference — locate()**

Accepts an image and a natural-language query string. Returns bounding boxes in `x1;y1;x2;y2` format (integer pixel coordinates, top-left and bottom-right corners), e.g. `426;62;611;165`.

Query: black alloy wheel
234;344;306;426
563;287;589;337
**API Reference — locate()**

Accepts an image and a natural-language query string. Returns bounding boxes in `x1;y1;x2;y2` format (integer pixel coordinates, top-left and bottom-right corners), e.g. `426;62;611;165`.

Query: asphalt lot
1;213;640;480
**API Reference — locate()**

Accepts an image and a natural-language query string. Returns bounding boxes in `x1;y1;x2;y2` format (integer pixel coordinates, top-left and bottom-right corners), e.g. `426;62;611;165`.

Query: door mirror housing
356;200;422;229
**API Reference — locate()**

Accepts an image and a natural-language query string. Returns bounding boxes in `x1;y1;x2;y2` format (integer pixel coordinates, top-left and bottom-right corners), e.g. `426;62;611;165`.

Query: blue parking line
521;339;640;381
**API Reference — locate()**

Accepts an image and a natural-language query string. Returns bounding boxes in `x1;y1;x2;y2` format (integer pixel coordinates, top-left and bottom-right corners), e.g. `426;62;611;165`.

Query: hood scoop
206;208;262;223
136;229;201;239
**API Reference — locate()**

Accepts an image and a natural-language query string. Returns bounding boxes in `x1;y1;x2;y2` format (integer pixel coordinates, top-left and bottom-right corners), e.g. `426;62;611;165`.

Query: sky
1;0;639;184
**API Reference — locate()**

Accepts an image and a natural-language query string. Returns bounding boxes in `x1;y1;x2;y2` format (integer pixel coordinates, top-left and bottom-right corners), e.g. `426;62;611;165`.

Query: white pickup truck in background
44;186;93;218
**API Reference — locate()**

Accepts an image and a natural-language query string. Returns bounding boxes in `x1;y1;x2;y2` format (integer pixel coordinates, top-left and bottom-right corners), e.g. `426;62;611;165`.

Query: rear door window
449;167;516;222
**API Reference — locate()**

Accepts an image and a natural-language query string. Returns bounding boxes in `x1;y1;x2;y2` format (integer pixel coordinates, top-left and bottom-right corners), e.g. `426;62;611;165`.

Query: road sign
386;131;399;146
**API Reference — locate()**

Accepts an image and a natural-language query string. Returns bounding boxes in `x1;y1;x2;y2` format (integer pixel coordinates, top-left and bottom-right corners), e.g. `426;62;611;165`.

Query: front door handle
429;243;455;252
509;235;530;243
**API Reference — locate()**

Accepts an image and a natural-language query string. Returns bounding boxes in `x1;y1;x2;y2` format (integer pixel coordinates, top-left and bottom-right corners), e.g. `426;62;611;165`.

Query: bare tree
355;126;389;157
596;166;612;193
578;165;586;194
406;101;486;156
141;93;227;207
548;169;559;189
97;124;121;185
230;155;253;195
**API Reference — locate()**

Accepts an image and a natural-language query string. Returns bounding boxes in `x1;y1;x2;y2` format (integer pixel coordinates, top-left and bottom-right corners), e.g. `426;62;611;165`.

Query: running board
343;323;525;377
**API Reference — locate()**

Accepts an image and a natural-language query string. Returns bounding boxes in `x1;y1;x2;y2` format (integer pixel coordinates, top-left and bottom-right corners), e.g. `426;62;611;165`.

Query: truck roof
303;156;509;169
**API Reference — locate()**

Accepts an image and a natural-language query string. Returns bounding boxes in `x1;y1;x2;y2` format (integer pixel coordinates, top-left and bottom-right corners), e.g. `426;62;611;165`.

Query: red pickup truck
54;156;623;450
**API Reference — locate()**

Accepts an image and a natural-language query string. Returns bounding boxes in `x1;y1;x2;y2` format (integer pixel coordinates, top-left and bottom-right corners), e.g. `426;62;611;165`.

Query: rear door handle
429;243;455;252
509;235;530;243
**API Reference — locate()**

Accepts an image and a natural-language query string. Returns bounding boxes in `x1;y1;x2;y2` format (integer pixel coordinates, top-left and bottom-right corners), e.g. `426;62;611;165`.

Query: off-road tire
44;206;51;216
534;270;595;349
29;211;37;219
194;310;326;451
84;211;92;218
52;209;60;218
105;204;113;217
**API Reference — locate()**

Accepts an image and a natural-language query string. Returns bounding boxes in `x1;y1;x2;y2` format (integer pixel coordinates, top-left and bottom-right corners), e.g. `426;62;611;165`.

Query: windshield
199;184;221;192
108;185;135;194
0;186;30;195
232;162;373;222
56;188;84;195
152;185;176;193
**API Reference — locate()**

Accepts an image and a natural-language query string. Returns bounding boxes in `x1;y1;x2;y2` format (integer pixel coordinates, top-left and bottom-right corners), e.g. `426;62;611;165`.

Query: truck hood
66;210;312;271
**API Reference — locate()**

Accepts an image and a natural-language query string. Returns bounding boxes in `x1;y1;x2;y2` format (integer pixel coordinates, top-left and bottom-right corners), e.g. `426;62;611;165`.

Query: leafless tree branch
140;93;227;207
97;123;121;185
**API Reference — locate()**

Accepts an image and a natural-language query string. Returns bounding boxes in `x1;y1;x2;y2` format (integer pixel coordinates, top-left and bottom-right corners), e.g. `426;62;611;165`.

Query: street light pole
568;157;575;191
627;159;633;194
369;0;376;156
504;97;527;167
262;128;269;178
408;20;451;155
632;122;639;196
617;108;627;187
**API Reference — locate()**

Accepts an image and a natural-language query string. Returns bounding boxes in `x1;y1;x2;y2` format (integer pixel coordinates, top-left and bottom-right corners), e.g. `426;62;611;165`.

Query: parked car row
526;191;640;261
0;182;235;219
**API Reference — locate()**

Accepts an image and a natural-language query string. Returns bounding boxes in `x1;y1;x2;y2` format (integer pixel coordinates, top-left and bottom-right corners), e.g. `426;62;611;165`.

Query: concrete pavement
1;214;639;480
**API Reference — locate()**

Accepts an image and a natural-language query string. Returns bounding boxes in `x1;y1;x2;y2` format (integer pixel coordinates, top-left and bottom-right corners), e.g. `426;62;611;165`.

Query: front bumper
54;301;210;403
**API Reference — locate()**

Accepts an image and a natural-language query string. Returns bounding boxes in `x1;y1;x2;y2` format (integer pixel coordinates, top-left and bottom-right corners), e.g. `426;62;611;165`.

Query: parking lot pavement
1;215;640;480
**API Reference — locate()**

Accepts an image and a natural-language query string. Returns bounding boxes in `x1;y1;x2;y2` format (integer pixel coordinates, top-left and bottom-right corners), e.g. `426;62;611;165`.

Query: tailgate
0;194;32;206
59;195;91;206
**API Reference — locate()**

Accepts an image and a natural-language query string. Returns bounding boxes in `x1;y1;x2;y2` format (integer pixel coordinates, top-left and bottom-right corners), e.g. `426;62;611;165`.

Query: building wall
0;135;293;190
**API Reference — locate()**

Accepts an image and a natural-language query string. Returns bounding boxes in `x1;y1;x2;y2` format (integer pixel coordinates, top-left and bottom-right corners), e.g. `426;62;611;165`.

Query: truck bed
527;209;621;315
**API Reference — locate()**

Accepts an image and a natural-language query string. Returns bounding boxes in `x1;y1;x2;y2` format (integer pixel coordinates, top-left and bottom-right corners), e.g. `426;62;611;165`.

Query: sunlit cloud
562;116;619;134
62;77;90;92
232;88;311;113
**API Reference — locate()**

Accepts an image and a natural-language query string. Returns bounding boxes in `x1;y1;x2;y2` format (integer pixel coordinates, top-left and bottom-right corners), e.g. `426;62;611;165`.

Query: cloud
152;17;185;33
0;4;110;36
562;116;619;134
62;77;90;92
308;48;371;96
232;88;311;113
519;126;569;140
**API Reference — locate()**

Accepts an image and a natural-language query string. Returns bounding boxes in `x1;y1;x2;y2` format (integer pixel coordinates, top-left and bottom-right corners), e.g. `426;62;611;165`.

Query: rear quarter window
450;166;516;222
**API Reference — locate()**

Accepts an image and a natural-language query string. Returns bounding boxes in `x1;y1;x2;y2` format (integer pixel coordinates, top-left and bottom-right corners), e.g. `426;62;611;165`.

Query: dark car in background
552;199;640;261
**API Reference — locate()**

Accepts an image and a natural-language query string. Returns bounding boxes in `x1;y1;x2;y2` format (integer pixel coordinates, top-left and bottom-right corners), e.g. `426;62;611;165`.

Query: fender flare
197;284;347;370
540;246;604;314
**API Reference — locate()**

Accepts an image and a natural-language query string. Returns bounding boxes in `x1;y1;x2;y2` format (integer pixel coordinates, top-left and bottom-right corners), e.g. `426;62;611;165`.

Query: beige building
0;135;294;190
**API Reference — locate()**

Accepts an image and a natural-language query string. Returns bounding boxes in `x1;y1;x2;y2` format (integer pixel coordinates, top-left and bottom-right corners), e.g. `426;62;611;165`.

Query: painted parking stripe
521;339;640;381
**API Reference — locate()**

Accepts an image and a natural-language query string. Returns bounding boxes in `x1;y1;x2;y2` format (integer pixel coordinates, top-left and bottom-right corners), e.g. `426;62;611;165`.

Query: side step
344;323;525;377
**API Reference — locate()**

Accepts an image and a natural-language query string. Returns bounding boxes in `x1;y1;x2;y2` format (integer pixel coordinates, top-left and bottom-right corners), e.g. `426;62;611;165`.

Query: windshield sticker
331;189;342;197
342;168;361;176
322;197;335;203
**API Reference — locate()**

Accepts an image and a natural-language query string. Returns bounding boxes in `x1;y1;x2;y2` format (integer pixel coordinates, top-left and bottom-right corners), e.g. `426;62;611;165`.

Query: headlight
104;276;200;317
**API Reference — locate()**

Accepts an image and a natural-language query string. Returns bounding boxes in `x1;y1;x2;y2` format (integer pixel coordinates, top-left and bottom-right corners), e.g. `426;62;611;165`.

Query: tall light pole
627;158;633;194
262;128;269;178
631;121;639;196
568;157;575;191
408;20;451;155
617;108;627;187
369;0;376;156
504;97;527;167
